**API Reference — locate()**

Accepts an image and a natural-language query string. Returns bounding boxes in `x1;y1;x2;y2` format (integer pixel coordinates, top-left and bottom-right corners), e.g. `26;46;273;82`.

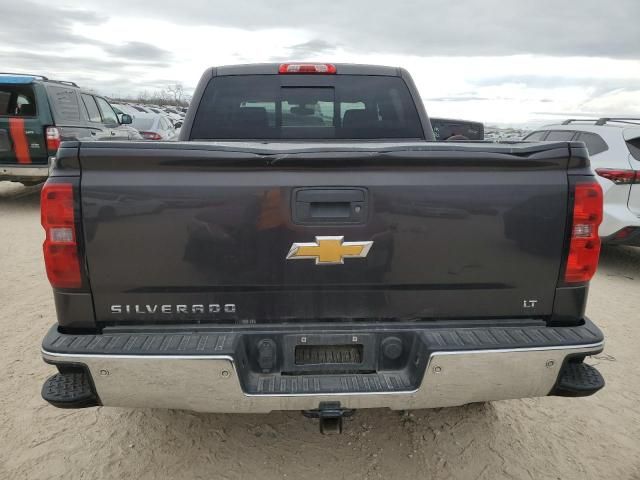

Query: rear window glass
627;137;640;161
131;117;156;131
545;130;575;141
0;85;36;116
191;75;424;140
576;132;608;156
524;131;547;141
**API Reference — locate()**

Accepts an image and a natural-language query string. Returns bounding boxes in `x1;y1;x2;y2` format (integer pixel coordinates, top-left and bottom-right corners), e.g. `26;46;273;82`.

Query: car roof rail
595;117;640;126
0;72;49;80
46;79;80;88
0;73;79;88
561;119;601;125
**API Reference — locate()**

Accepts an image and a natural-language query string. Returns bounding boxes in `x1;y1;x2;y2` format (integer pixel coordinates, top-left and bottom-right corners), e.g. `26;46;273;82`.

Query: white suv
524;118;640;246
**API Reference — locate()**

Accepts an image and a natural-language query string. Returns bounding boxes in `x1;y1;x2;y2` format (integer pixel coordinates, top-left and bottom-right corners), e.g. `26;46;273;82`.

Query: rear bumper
41;320;605;413
600;203;640;237
0;161;51;182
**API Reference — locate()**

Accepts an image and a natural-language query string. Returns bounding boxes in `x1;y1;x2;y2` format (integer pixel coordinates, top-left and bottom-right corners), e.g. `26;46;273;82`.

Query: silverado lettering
110;304;236;315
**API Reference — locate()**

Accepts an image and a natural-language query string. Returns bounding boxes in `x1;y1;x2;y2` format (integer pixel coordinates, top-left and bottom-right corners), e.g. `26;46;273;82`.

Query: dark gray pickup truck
40;63;605;433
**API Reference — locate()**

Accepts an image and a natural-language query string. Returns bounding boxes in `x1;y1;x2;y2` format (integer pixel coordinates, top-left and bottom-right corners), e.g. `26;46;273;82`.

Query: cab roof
214;63;402;77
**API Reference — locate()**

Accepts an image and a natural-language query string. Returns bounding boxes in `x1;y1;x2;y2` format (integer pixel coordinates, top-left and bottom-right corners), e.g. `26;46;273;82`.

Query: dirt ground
1;181;639;480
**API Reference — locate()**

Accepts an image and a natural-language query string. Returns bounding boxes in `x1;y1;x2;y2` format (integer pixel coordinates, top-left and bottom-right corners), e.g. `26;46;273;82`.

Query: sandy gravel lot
1;181;639;480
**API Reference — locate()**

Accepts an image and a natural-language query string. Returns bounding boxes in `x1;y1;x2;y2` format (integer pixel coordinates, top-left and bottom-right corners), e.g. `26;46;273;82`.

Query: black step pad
553;362;604;397
41;372;100;409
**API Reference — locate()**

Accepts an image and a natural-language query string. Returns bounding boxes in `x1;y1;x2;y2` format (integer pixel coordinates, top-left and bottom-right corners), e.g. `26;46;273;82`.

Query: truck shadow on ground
0;181;42;203
132;401;499;448
598;245;640;280
86;402;505;477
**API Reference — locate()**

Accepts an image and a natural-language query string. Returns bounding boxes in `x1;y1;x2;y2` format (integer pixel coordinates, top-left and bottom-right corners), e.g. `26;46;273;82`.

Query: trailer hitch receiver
303;402;355;434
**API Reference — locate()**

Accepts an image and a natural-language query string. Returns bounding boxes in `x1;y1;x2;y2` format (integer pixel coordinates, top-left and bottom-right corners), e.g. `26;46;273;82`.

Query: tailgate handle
293;188;368;224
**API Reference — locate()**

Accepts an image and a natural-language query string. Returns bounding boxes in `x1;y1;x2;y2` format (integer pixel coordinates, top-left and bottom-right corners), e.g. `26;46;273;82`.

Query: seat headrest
19;104;36;116
342;109;377;128
235;107;268;127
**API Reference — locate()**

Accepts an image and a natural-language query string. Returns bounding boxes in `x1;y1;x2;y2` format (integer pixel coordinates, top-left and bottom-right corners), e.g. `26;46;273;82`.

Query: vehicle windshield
190;75;424;140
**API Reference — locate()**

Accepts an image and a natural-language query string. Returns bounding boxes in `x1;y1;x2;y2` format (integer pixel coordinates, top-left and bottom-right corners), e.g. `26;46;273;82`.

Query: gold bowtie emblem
286;236;373;265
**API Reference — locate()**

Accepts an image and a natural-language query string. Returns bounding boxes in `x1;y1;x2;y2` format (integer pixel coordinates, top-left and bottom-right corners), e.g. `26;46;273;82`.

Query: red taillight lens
279;63;337;74
41;183;82;288
46;126;61;154
141;131;162;140
564;181;603;283
595;168;639;184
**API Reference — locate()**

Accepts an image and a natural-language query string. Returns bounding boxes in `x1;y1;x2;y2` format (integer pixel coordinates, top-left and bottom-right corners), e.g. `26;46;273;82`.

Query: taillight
46;126;61;154
595;168;640;185
141;131;162;140
279;63;337;74
564;181;603;283
41;183;82;288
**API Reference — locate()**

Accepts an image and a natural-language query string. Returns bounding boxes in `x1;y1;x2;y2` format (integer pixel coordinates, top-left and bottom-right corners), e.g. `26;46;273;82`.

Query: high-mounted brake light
45;126;61;154
279;63;337;74
595;168;640;185
41;183;82;288
564;181;603;283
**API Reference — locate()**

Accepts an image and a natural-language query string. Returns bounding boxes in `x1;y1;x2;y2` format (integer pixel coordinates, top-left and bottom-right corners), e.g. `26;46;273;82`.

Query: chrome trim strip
42;342;604;412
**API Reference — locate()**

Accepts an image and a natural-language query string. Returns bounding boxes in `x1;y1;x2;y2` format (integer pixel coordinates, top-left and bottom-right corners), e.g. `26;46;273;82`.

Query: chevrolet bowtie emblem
286;236;373;265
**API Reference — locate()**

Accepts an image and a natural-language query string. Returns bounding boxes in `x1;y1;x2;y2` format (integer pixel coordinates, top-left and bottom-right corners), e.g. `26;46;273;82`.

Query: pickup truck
40;63;605;433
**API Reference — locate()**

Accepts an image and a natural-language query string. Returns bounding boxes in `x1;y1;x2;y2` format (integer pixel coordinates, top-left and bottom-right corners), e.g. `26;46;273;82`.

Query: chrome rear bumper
0;162;50;181
42;342;603;413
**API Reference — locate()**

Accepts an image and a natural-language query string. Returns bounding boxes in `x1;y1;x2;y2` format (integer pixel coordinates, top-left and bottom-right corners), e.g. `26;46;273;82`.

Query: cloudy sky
2;0;639;125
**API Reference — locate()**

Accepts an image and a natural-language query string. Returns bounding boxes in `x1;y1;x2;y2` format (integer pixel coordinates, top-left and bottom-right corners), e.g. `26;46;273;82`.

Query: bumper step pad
41;372;100;409
553;362;604;397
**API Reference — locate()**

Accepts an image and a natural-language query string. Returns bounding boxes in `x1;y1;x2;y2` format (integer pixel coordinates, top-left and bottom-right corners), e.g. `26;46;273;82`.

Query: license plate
295;344;363;365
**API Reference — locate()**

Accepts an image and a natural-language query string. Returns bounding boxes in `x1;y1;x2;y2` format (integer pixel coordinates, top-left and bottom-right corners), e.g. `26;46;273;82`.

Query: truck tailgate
79;142;571;325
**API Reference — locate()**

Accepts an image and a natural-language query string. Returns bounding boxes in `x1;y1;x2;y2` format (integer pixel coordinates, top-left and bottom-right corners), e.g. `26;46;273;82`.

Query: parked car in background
524;118;640;246
431;117;484;140
131;113;178;140
111;102;141;120
0;73;138;184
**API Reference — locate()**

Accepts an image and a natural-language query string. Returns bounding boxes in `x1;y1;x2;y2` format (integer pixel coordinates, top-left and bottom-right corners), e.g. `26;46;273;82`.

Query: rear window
545;130;576;141
131;117;156;131
524;131;547;141
0;84;37;116
191;75;424;140
627;137;640;161
576;132;608;156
